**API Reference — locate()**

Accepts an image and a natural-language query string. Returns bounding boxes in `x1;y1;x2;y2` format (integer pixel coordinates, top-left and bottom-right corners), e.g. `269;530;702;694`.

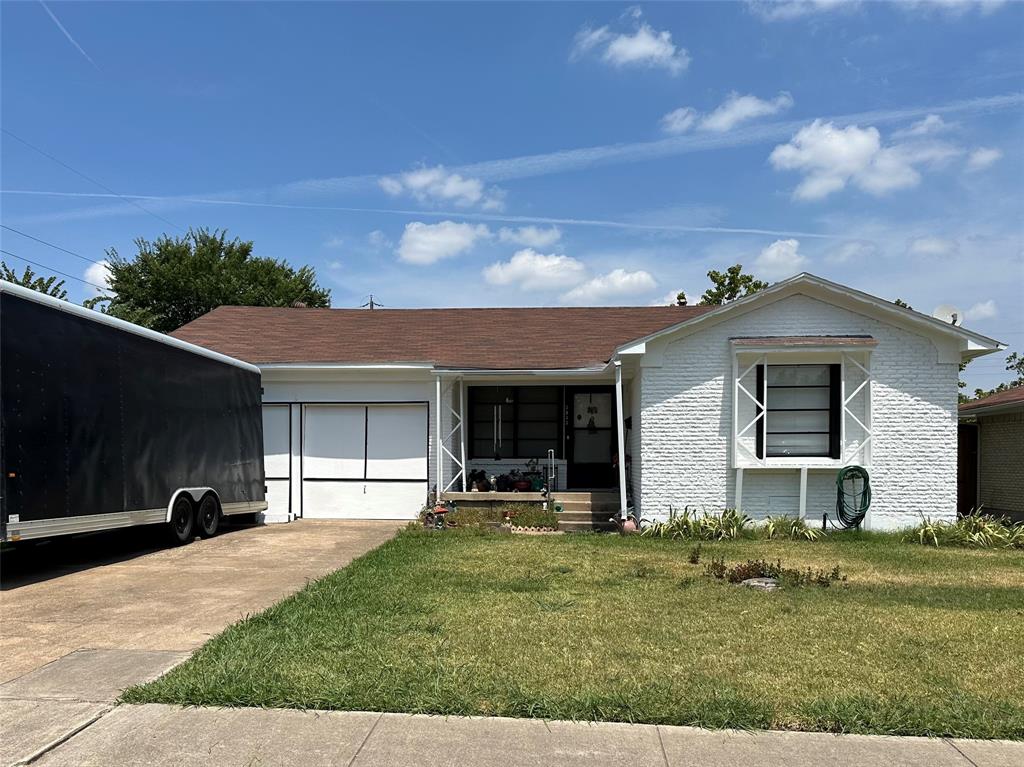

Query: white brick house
173;274;1004;531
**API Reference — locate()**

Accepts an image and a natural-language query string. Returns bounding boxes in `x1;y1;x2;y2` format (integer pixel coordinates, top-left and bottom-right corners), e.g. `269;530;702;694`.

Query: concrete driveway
0;519;400;766
1;520;401;684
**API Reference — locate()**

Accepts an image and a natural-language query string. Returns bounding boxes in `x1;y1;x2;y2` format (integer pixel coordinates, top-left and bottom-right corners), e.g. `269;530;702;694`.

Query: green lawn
124;528;1024;739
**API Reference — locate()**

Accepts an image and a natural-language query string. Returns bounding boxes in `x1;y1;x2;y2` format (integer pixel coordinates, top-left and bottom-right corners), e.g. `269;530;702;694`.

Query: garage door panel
265;478;290;519
366;405;428;480
302;481;426;520
303;405;365;479
262;405;291;479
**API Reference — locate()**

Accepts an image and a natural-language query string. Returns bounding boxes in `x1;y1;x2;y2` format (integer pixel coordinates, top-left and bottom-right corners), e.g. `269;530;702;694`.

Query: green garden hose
835;466;871;528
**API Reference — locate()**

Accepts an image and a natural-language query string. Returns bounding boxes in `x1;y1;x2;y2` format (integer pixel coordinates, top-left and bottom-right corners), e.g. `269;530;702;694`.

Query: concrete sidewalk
15;703;1024;767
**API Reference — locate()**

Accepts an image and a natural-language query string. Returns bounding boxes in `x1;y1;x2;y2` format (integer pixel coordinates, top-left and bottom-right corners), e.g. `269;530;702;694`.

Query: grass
124;528;1024;739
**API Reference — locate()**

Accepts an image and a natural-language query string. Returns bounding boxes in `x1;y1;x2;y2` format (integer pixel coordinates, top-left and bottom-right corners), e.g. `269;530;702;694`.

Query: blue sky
1;1;1021;389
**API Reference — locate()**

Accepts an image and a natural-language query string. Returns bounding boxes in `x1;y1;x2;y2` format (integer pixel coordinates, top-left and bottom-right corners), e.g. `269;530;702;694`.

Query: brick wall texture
978;411;1024;516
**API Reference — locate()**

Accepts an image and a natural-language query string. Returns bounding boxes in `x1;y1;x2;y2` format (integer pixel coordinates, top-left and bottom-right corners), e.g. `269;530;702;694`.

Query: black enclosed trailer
0;280;267;544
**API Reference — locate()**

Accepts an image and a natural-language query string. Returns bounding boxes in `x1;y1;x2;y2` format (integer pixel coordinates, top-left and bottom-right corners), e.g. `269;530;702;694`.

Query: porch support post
614;361;628;520
459;376;467;492
798;467;808;520
735;468;744;513
435;373;443;502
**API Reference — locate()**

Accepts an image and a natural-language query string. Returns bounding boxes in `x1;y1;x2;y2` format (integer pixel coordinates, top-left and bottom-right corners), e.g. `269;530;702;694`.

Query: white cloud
660;92;794;135
769;120;960;200
396;221;490;265
900;0;1007;17
964;299;997;321
483;249;587;291
323;235;345;249
651;288;687;306
907;236;959;257
561;268;657;304
83;260;112;295
826;240;877;264
754;239;808;280
379;165;504;210
748;0;860;22
966;147;1002;172
660;107;698;135
892;114;949;139
571;10;689;75
367;230;392;249
497;225;562;248
700;92;794;132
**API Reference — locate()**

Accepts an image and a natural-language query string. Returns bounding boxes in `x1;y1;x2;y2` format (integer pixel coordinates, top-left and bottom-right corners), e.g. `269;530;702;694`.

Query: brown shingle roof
171;305;714;370
959;385;1024;413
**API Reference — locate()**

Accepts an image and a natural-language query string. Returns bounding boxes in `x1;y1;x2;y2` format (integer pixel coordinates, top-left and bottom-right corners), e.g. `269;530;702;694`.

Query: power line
1;128;183;233
0;224;105;266
0;248;107;292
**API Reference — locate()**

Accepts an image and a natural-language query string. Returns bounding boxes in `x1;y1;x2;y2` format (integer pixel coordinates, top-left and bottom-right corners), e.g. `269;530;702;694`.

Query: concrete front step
556;501;620;513
552;492;620;502
559;519;617;532
556;511;621;523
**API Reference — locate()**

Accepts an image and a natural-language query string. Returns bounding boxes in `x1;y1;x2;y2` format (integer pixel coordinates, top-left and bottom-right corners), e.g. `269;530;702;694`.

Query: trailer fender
165;487;220;523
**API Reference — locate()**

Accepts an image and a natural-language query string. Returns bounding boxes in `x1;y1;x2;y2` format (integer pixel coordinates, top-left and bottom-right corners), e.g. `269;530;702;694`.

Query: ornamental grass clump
763;515;823;541
909;513;1024;549
640;507;752;541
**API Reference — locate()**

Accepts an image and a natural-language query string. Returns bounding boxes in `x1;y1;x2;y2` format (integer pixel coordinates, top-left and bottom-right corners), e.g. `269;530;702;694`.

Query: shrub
763;515;823;542
704;557;845;588
688;544;702;564
908;513;1024;550
640;507;752;541
501;503;559;530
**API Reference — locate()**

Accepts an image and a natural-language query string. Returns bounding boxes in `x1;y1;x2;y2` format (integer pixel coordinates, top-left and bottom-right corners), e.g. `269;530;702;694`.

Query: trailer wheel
197;494;220;538
168;495;196;545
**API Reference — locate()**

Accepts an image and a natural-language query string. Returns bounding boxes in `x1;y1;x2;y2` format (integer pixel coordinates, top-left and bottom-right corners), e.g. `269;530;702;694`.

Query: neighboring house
172;273;1003;531
958;386;1024;522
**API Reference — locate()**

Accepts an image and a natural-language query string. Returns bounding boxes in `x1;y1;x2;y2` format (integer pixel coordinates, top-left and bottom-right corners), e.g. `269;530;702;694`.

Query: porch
434;366;634;519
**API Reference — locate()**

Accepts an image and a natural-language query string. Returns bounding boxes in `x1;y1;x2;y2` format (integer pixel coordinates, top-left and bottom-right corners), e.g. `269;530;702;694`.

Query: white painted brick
639;294;959;531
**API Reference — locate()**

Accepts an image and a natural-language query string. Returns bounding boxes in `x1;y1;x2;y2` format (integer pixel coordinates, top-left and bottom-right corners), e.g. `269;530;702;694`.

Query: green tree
0;261;68;299
699;264;769;305
86;229;331;332
968;352;1024;401
893;298;912;309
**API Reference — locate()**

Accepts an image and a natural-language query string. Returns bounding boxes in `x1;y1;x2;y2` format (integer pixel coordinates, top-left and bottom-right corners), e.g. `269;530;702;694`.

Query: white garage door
262;405;291;520
302;403;427;519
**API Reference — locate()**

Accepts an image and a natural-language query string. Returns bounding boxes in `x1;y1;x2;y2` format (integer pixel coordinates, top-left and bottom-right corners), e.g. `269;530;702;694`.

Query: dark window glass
756;364;840;459
468;386;562;459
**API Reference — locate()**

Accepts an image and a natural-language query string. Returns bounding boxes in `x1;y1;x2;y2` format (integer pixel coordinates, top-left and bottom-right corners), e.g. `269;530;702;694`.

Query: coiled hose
835;466;871;528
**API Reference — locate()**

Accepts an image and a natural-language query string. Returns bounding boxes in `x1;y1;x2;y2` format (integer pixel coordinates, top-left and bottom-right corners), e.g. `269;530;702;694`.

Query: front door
566;387;617;488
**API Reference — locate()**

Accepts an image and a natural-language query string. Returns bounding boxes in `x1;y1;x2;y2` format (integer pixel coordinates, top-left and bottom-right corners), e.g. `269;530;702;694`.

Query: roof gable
614;273;1005;361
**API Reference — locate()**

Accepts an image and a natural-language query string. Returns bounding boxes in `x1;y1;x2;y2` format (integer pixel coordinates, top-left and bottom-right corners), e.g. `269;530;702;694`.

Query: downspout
614;360;628;520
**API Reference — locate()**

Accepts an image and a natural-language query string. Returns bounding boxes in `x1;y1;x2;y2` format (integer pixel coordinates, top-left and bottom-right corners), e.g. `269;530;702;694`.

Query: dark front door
565;386;617;489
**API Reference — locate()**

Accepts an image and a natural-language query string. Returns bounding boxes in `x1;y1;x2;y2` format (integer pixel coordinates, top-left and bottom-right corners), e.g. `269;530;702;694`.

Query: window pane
767;410;829;433
519;403;559;421
471;439;495;458
573;393;612;429
766;387;830;409
518;439;559;458
766;433;830;456
472;387;514;405
767;365;829;386
517;386;559;403
518;421;559;439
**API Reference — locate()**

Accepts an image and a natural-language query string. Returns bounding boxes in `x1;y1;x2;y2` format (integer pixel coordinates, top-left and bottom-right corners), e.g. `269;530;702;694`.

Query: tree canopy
86;229;331;332
967;352;1024;402
0;261;68;299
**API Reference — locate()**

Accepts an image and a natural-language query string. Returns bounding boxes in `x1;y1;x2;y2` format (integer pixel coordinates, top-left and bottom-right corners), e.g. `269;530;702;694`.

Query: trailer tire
197;494;220;538
168;495;196;545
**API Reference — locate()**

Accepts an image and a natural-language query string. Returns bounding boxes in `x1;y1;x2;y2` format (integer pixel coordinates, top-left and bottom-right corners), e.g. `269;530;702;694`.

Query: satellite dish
932;304;963;326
